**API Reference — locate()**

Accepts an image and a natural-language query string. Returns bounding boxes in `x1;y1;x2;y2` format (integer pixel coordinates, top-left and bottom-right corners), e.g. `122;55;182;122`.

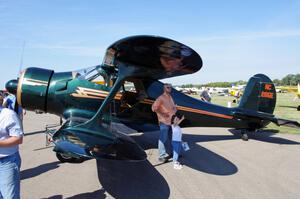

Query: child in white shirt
171;114;185;170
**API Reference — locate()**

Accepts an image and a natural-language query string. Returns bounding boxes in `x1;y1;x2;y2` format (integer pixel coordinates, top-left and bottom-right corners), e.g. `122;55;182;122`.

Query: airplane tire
56;153;85;163
241;130;249;141
241;133;248;141
297;106;300;111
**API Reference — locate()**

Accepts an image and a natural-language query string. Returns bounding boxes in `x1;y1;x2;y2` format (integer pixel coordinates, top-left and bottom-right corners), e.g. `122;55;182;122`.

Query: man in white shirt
0;96;23;199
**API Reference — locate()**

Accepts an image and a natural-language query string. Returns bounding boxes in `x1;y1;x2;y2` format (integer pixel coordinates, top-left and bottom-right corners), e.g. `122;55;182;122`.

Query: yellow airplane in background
229;89;243;98
229;85;246;103
290;84;300;111
276;84;300;110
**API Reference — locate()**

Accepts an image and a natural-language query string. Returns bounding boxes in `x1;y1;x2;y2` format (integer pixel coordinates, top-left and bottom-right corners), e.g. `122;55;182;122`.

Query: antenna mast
19;41;26;74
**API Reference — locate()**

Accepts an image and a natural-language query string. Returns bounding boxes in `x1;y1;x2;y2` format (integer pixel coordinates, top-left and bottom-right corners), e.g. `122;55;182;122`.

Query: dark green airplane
6;35;300;163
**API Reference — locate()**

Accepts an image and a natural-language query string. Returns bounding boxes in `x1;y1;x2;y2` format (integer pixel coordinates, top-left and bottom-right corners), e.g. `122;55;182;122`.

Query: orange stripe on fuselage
176;105;233;119
71;88;233;120
142;99;233;119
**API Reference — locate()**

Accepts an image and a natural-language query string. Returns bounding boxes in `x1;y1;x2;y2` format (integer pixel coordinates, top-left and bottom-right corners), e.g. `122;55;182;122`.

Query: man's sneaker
173;162;183;170
158;157;168;163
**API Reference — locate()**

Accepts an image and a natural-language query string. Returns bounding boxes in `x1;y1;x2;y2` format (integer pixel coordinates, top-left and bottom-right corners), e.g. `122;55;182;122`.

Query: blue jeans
172;141;181;162
0;152;21;199
158;123;172;158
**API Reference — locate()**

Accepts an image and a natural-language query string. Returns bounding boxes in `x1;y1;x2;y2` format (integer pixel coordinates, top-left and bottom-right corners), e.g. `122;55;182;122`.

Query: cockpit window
74;65;101;80
123;81;136;92
74;65;110;86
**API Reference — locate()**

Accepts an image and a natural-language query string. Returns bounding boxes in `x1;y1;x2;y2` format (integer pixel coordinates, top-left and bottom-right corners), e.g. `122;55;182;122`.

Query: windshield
73;65;101;80
73;65;105;85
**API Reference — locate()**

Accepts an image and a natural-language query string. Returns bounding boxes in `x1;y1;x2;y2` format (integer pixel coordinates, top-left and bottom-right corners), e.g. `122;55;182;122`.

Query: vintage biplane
6;35;300;163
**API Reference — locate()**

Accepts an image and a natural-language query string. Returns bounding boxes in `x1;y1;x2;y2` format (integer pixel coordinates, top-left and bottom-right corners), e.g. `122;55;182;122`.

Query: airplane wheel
241;133;248;141
56;153;85;163
297;106;300;111
241;130;249;141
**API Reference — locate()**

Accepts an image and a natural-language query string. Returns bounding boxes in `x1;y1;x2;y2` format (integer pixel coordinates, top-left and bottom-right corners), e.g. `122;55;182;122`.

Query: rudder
238;74;276;114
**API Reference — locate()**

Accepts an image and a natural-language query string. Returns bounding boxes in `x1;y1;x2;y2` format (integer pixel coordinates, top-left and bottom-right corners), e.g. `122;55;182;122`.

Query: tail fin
238;74;276;114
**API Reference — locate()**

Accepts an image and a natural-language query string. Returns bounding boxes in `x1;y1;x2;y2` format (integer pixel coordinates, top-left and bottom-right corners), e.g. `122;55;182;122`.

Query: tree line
273;74;300;86
180;73;300;88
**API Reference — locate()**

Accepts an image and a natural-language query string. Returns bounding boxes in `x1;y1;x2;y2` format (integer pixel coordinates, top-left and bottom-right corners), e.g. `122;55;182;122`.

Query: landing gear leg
241;130;249;141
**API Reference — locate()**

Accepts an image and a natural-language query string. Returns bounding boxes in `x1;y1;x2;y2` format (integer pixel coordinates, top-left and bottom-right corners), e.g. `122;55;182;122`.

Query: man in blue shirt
0;96;23;199
200;88;211;102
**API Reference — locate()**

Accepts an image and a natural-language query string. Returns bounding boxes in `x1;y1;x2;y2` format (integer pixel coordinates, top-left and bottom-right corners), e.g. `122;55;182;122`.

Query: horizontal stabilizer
275;118;300;129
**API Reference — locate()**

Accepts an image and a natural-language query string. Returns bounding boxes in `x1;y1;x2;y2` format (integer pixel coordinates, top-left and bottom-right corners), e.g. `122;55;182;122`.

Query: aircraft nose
5;79;18;94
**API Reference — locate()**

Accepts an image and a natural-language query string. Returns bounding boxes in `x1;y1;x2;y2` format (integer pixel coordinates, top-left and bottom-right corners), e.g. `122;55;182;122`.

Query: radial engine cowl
17;67;54;112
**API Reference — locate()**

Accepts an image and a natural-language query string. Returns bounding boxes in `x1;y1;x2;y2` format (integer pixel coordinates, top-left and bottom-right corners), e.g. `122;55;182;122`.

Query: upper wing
102;35;203;80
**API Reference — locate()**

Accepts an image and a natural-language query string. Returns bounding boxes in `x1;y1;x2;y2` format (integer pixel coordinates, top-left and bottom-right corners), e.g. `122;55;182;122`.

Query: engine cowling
16;67;54;112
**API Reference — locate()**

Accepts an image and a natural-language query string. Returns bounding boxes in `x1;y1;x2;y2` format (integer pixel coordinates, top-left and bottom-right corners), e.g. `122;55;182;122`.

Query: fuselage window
123;81;136;92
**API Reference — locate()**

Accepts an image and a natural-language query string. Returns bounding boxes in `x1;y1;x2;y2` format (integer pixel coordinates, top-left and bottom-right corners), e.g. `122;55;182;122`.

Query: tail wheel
240;129;249;141
56;153;85;163
241;133;249;141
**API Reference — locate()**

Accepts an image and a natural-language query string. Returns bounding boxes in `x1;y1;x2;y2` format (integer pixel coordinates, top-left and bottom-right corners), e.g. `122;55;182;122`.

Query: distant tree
177;73;299;88
295;74;300;84
181;84;194;88
282;74;296;86
235;80;247;85
200;81;247;88
273;79;281;86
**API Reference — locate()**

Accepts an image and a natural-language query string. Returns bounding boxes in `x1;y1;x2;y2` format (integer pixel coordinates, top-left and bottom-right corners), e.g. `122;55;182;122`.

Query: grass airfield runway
20;111;300;199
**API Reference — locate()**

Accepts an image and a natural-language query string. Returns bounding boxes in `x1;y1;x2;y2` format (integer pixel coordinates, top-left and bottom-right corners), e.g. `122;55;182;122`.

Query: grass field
191;92;300;134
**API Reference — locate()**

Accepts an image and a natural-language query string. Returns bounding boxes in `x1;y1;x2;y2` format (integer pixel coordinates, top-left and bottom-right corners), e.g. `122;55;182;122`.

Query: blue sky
1;0;300;89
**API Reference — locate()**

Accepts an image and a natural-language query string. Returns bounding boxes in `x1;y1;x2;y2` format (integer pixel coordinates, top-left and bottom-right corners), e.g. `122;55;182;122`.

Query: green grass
265;93;300;134
191;93;300;134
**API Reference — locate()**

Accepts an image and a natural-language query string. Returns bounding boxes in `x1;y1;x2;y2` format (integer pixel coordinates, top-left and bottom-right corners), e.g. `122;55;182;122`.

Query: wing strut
77;63;137;130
